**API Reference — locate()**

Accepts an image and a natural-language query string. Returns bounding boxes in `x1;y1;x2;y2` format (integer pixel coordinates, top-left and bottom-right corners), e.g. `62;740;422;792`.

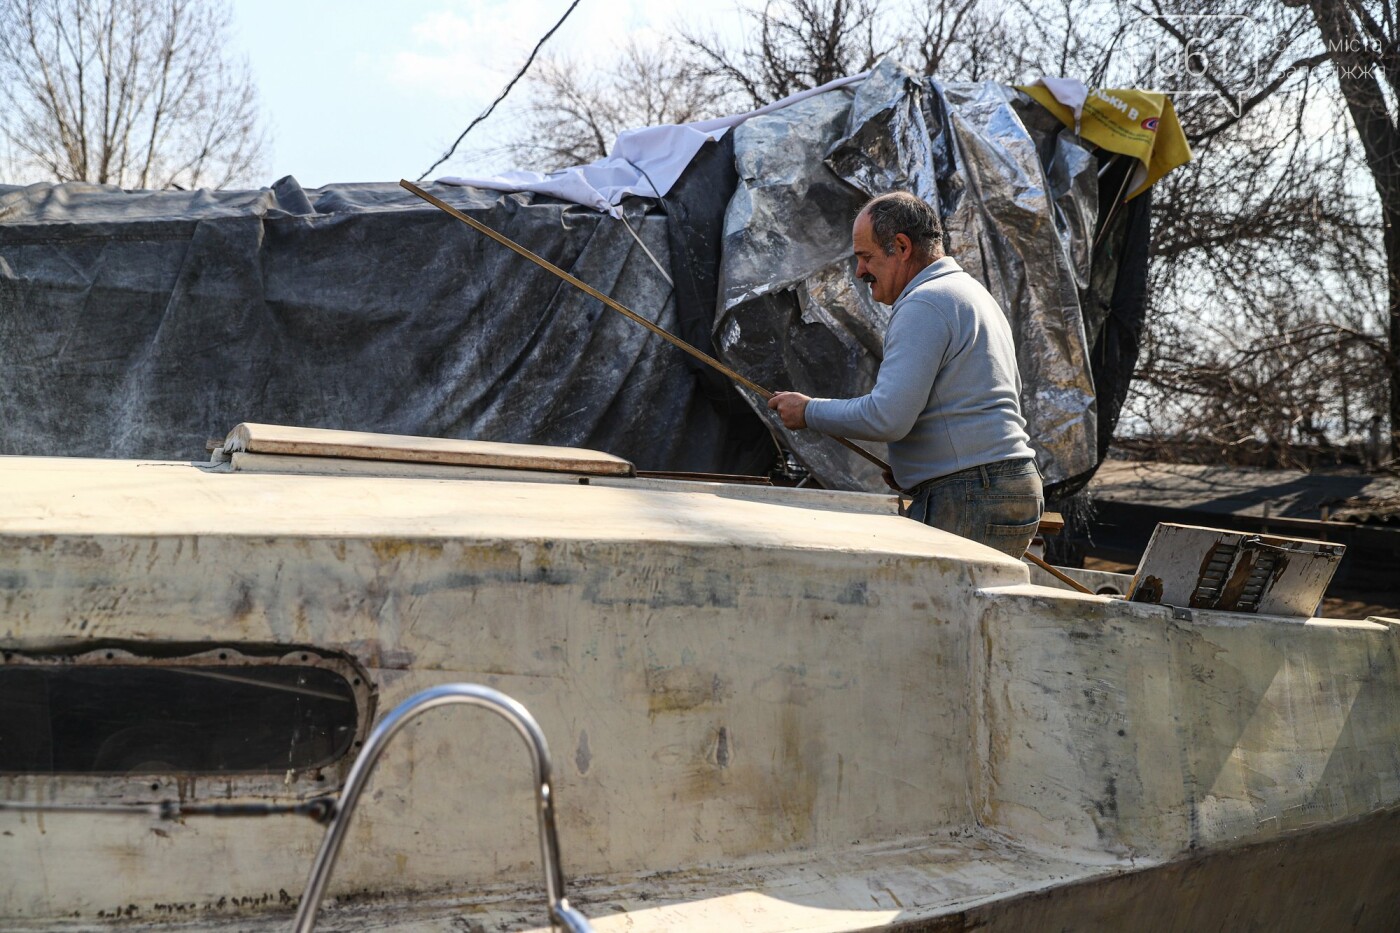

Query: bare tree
1113;1;1392;465
917;0;1038;82
1284;0;1400;456
897;0;980;74
0;0;263;190
683;0;890;108
508;39;736;171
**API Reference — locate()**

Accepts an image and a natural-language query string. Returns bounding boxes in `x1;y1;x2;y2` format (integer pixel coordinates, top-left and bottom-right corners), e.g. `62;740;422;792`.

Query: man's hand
767;391;811;430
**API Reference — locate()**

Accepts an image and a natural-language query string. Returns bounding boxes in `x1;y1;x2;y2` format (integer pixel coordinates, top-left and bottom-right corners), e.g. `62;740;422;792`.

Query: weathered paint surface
974;586;1400;859
2;456;1398;930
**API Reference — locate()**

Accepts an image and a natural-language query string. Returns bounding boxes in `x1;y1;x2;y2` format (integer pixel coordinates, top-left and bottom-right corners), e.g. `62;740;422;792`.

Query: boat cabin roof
0;424;1025;572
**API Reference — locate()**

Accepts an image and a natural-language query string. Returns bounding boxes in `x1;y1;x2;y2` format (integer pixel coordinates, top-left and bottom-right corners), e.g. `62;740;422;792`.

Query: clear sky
227;0;745;188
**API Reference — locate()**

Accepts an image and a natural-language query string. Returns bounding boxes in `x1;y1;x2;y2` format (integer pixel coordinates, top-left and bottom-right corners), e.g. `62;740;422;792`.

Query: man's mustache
860;274;876;284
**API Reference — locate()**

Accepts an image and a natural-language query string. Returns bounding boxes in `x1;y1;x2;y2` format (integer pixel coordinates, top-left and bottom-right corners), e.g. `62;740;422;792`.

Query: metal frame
0;644;376;801
293;683;593;933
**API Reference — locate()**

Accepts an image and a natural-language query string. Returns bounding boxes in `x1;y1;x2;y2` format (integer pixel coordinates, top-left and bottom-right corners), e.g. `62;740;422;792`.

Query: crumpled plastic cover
716;58;1100;491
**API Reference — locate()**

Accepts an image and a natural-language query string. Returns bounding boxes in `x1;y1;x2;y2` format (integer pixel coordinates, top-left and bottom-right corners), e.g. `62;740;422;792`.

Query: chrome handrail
292;684;593;933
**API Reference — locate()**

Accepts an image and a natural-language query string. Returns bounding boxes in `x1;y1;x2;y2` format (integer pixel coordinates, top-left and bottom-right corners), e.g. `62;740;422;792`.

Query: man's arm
802;301;953;442
767;390;899;490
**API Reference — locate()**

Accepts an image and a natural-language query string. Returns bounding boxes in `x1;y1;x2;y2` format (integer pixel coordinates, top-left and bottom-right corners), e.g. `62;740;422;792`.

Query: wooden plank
220;452;584;484
220;423;635;477
637;470;773;485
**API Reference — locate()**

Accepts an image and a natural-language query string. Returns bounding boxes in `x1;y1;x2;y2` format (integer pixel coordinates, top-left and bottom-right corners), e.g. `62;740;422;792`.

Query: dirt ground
1318;594;1400;620
1083;557;1398;621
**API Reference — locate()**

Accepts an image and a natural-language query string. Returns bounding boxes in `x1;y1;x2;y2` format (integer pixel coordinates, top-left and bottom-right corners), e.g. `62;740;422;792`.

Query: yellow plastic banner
1019;85;1192;199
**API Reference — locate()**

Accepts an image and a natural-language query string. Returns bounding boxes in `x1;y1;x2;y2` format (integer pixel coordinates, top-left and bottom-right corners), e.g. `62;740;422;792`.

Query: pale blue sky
228;0;745;187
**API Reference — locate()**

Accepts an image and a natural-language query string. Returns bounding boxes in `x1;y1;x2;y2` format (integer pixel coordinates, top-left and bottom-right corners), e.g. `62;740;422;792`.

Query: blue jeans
906;458;1043;558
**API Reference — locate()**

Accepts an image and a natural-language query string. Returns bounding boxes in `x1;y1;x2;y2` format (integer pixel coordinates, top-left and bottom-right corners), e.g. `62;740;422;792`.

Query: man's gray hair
861;192;944;258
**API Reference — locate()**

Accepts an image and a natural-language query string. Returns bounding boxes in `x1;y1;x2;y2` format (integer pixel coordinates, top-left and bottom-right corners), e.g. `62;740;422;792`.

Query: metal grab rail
292;684;593;933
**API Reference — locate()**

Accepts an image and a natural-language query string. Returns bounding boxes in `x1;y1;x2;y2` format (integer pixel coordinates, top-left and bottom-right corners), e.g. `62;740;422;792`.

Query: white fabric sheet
437;72;870;217
1030;76;1089;135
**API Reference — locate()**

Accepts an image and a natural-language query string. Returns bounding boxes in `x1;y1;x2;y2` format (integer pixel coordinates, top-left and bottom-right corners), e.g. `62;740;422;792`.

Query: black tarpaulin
0;174;770;473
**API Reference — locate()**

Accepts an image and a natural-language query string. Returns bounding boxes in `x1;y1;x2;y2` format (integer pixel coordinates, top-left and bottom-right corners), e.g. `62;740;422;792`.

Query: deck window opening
0;664;358;774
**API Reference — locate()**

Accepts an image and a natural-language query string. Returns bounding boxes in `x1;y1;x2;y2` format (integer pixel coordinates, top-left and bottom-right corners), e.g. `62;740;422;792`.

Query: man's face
852;212;913;306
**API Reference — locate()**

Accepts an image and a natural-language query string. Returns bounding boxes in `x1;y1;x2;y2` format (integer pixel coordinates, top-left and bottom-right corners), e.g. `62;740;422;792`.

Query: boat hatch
208;422;637;480
1126;523;1346;616
0;646;372;785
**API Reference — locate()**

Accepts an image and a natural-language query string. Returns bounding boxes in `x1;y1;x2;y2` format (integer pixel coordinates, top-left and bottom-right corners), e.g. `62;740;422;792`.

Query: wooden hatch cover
217;423;636;478
1125;523;1344;617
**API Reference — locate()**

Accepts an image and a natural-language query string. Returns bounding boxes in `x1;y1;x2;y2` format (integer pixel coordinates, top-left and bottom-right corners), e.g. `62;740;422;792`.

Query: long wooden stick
400;179;890;472
1023;551;1095;594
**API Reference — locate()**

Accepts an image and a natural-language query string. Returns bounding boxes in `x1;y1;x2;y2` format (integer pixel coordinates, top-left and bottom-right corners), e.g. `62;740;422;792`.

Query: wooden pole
1023;550;1095;595
400;179;890;473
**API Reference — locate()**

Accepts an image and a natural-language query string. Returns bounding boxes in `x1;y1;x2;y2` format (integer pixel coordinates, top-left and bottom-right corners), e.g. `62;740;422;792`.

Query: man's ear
893;232;914;258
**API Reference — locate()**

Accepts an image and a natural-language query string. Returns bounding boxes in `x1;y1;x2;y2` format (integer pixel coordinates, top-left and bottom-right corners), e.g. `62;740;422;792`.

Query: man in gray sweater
768;192;1042;558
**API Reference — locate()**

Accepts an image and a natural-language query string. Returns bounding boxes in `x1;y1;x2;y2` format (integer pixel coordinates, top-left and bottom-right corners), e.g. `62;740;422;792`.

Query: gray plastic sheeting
0;179;759;471
716;58;1100;492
